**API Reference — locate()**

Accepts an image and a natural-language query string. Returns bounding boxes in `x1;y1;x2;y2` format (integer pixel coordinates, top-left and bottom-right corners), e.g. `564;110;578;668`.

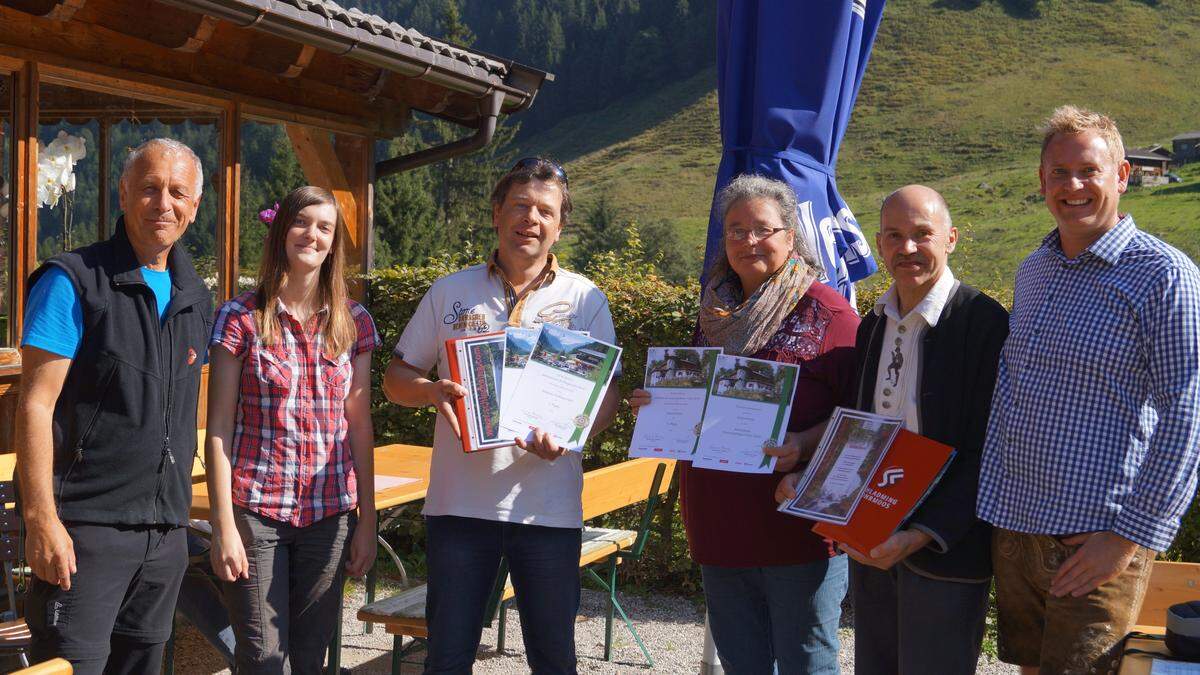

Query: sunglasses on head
510;157;568;187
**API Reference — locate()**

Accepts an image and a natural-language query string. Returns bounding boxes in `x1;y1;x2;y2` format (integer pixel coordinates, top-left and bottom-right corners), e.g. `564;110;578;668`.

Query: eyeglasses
510;157;568;187
725;226;788;242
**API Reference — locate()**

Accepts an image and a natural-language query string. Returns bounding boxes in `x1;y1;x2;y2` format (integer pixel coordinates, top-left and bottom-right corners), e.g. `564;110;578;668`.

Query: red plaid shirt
211;291;380;527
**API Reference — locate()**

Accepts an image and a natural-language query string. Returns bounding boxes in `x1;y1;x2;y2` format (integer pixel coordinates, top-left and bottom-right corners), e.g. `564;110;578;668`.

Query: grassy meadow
522;0;1200;291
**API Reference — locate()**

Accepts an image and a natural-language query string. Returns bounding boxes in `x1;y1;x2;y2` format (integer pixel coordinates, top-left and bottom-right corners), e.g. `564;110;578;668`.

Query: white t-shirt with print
394;261;618;529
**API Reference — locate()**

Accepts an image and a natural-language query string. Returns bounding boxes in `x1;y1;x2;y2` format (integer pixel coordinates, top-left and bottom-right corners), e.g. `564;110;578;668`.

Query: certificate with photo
444;331;511;453
499;326;541;420
779;408;904;524
691;355;800;474
498;323;622;452
628;347;723;460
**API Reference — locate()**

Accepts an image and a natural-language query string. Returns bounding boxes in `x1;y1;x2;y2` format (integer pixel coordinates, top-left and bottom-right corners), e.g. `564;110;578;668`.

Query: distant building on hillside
1174;132;1200;165
1126;145;1173;186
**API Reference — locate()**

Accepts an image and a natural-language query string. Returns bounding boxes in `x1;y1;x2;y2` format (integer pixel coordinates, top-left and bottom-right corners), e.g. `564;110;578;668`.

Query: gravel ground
170;581;1018;674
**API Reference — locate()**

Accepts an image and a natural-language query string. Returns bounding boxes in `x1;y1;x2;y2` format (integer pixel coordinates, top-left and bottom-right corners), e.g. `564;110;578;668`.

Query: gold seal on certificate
573;414;589;428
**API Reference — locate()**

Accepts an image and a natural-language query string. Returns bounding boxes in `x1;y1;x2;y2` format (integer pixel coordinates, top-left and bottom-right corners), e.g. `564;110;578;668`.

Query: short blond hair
1039;105;1125;166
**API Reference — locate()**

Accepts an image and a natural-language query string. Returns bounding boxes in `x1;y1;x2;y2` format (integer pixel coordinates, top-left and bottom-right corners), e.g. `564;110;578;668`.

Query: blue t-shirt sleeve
22;267;84;359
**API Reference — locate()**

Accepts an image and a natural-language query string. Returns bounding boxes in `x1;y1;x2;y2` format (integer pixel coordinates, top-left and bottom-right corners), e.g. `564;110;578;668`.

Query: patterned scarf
698;255;818;356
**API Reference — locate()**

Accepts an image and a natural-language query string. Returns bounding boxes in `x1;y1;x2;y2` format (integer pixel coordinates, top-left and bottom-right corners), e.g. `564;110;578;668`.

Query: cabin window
35;80;222;292
236;119;306;295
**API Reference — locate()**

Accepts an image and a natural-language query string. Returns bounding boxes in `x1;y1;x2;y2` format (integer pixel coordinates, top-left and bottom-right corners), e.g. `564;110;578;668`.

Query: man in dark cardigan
780;184;1008;673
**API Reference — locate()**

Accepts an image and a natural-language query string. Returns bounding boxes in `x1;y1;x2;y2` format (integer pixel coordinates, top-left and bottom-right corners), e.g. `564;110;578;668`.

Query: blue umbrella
705;0;884;303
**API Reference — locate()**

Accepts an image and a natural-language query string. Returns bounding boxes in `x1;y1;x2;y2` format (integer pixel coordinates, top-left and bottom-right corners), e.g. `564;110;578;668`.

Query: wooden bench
1132;560;1200;634
357;457;676;673
1115;562;1200;673
10;658;71;675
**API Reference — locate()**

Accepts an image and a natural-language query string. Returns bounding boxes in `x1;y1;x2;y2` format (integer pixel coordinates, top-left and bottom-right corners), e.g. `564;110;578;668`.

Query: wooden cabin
0;0;550;450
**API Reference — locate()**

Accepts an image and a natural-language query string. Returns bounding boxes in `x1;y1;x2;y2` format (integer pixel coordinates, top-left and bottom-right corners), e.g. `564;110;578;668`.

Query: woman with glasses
631;174;859;674
204;186;380;673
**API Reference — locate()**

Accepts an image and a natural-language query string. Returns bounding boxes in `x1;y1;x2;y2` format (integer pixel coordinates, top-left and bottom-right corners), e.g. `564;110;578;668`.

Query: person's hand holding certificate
498;323;622;453
692;355;800;474
628;347;722;460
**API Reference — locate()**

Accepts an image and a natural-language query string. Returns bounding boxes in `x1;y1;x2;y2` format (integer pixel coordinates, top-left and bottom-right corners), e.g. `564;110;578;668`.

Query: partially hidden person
18;138;214;674
383;157;621;675
631;174;859;674
205;185;380;673
978;106;1200;674
777;185;1008;674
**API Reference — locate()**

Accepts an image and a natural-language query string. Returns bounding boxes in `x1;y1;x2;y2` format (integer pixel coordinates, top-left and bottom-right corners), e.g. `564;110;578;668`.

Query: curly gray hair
121;138;204;198
716;174;821;269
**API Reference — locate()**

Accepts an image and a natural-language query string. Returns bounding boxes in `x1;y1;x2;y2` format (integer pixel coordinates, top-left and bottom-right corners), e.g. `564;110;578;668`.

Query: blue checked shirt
978;215;1200;552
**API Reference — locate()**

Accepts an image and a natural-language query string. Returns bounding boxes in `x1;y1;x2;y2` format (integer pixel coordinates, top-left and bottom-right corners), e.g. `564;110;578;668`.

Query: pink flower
258;202;280;225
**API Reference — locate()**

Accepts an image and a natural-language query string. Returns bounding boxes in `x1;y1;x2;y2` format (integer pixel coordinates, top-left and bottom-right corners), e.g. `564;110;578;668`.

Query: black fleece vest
28;218;213;526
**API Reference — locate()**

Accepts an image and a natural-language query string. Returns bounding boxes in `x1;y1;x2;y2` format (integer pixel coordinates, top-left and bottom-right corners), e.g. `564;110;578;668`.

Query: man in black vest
17;138;213;674
778;185;1008;673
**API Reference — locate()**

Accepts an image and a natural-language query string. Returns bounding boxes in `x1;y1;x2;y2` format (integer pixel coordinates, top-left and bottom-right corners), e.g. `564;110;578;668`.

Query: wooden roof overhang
0;0;551;136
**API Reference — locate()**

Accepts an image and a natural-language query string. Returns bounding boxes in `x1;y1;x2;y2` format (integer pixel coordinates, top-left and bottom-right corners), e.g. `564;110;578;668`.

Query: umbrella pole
700;611;724;674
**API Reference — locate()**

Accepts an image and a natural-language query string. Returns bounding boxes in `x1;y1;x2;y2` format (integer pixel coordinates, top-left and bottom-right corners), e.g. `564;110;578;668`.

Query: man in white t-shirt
384;157;620;674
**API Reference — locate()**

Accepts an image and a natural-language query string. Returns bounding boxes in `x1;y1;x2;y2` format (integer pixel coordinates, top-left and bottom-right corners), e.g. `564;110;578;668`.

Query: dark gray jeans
223;507;354;674
850;559;989;675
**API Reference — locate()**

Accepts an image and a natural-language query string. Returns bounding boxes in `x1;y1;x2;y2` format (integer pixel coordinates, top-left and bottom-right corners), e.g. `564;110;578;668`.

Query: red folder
444;331;509;453
812;429;955;554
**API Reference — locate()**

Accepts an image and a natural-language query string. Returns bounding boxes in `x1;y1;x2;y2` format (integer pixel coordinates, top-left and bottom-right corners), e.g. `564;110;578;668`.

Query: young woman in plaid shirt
203;186;381;673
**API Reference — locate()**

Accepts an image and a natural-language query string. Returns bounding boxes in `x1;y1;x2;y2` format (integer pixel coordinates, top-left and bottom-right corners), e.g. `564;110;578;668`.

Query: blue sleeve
22;267;84;359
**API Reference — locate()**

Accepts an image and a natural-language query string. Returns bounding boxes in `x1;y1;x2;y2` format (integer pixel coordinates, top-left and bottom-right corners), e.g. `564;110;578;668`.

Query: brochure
691;354;800;474
811;425;956;552
444;331;511;453
628;347;723;460
497;323;622;452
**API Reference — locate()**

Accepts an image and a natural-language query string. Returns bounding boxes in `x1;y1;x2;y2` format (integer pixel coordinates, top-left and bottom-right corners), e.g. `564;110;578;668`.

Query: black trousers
222;507;353;675
850;559;990;675
26;523;187;675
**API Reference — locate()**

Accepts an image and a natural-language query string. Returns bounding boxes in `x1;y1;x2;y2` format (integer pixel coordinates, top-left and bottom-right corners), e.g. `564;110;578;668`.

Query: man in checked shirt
977;105;1200;674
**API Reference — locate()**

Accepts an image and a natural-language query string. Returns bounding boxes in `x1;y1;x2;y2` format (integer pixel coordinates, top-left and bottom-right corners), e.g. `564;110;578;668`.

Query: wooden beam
279;43;316;80
219;102;241;302
97;117;109;240
335;133;370;297
46;0;85;22
285;124;358;239
175;14;219;54
11;60;38;345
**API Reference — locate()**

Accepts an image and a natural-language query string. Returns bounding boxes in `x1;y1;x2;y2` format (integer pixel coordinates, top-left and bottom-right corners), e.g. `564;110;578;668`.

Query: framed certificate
780;408;903;524
445;331;511;453
628;347;722;460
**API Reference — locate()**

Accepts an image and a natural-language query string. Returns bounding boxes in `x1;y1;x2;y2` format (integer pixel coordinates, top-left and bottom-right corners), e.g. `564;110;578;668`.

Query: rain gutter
375;88;505;178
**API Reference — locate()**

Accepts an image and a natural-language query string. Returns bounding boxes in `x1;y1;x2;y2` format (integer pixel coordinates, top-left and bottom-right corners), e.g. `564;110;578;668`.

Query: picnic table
187;442;432;519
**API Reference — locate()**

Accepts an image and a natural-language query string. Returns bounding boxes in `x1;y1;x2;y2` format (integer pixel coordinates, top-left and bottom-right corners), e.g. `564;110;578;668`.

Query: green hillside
524;0;1200;288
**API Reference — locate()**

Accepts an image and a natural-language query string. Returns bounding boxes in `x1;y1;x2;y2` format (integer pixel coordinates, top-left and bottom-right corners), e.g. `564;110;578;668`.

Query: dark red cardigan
680;281;860;567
